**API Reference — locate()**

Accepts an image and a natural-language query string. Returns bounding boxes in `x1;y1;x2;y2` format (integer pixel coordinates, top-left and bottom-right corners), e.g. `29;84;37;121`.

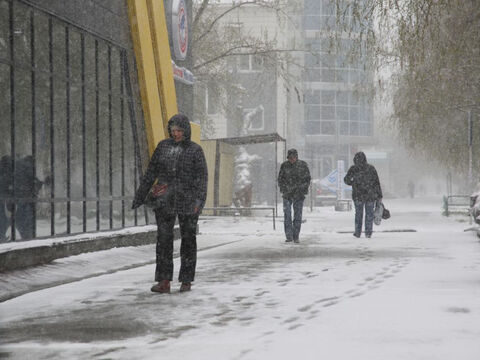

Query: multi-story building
199;0;377;204
302;0;376;180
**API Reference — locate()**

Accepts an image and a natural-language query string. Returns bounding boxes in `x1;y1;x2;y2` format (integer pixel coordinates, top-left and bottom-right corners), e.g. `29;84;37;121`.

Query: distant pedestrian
132;114;208;294
278;149;311;243
408;180;415;198
344;151;383;238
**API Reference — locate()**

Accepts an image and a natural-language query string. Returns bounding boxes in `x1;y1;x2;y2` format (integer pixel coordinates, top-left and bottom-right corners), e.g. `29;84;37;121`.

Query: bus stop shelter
212;133;286;216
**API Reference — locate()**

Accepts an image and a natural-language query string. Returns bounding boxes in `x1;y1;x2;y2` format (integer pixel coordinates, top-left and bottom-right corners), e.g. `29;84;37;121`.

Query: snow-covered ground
1;196;479;360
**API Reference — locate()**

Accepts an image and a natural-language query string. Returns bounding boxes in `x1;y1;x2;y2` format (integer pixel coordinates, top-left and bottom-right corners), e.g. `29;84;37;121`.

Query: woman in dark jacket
344;151;382;238
132;114;208;293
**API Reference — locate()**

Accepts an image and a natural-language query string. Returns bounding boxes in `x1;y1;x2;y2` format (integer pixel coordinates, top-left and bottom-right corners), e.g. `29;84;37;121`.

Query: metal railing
443;195;471;217
0;0;149;242
202;207;276;230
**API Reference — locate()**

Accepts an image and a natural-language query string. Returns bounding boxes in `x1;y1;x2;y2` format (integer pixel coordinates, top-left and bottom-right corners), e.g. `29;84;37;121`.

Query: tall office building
302;0;375;180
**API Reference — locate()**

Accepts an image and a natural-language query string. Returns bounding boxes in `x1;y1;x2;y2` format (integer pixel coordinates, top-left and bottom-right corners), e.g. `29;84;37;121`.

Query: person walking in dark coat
132;114;208;293
407;180;415;198
278;149;311;243
344;151;383;238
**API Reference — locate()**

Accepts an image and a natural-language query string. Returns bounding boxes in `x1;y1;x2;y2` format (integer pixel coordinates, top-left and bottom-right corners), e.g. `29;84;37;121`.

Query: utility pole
468;109;473;191
458;107;474;191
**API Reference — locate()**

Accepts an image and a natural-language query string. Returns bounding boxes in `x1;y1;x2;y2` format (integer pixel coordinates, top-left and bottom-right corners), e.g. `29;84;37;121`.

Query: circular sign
172;0;188;61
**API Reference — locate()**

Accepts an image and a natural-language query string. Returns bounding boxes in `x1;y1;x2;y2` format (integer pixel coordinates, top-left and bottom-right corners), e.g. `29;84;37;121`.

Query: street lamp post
458;108;474;191
468;109;473;190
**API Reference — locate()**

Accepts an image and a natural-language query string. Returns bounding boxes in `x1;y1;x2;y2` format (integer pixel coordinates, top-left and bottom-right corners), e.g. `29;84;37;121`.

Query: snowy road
1;197;480;359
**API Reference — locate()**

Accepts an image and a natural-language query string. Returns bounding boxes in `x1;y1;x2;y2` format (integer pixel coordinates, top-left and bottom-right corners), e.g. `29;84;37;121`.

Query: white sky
1;196;480;359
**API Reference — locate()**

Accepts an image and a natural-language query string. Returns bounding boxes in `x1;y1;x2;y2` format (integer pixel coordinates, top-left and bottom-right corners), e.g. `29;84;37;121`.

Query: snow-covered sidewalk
1;197;479;360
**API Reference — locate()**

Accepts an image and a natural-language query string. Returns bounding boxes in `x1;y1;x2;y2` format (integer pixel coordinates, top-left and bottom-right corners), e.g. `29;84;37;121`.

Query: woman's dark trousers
354;200;375;237
154;210;198;282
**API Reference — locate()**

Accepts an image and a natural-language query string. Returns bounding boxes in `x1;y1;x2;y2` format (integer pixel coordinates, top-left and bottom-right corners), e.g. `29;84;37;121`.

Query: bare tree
191;0;304;138
334;0;479;178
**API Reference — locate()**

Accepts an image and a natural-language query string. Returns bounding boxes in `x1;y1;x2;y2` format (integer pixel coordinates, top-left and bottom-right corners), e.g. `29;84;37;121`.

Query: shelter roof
209;133;285;145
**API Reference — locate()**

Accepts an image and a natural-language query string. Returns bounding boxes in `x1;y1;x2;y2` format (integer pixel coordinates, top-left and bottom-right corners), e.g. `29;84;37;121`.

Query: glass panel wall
303;0;373;138
0;0;147;243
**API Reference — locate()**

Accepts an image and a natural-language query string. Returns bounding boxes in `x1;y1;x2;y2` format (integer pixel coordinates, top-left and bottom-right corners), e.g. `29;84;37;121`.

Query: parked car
313;182;336;206
311;179;351;207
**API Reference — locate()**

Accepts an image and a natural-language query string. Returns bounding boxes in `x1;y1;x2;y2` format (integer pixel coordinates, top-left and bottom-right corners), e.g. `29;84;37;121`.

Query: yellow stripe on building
127;0;178;155
146;0;178;132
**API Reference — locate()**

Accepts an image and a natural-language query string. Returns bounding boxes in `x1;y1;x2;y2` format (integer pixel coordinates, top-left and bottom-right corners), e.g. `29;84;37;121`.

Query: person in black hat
278;149;311;243
344;151;383;238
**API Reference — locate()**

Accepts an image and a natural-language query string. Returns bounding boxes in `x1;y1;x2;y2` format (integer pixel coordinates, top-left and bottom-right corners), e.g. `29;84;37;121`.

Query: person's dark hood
167;114;191;141
353;151;367;166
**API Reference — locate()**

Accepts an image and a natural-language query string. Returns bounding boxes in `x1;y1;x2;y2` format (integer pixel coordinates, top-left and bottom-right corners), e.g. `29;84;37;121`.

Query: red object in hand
152;184;167;196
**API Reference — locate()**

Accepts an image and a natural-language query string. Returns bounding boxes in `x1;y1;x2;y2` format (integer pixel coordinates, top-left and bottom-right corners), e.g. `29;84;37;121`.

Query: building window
304;89;320;104
350;121;359;135
321;106;335;119
321;90;335;104
238;54;263;72
243;106;264;131
239;55;250;71
321;121;336;135
304;0;321;15
321;156;333;177
306;105;321;120
305;121;321;134
336;106;349;120
251;54;263;71
205;85;219;115
321;68;335;82
340;121;349;135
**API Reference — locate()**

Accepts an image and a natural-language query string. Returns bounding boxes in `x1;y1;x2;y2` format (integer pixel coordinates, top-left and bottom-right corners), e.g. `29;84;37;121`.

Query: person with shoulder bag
344;151;383;238
132;114;208;293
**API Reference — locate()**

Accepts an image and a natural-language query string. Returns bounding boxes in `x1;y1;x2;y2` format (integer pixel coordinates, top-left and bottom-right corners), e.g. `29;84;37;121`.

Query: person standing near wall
0;155;12;242
278;149;311;243
344;151;383;238
132;114;208;294
13;155;46;240
0;155;48;241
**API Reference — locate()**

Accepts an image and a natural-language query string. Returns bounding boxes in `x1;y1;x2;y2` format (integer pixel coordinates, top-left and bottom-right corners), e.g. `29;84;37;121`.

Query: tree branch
193;0;210;31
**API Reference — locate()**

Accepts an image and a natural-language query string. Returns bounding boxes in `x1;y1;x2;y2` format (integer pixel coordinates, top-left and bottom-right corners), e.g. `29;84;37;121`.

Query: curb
0;227;180;272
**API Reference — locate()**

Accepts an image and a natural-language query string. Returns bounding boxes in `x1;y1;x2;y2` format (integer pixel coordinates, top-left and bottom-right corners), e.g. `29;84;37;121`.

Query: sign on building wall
171;0;188;60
